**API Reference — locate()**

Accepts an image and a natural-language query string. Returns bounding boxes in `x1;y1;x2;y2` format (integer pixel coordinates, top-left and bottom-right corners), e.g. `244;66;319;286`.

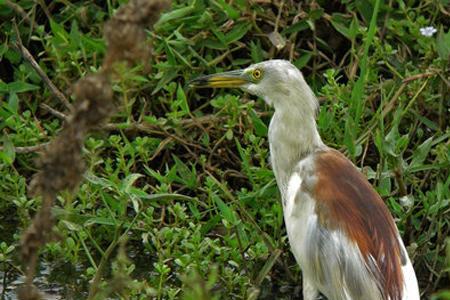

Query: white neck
268;95;324;195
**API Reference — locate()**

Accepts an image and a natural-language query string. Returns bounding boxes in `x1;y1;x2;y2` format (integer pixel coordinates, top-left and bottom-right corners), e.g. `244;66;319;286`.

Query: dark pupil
254;71;260;78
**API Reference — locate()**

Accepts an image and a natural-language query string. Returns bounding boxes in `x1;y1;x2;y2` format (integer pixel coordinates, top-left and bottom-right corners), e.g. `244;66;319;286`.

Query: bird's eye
252;69;263;80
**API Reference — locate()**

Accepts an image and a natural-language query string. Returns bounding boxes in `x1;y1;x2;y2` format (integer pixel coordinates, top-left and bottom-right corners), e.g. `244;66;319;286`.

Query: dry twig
18;1;171;299
12;20;72;110
0;142;50;154
5;1;32;25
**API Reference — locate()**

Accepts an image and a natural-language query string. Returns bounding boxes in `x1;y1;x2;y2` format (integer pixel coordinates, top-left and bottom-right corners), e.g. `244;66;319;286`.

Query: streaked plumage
190;60;420;299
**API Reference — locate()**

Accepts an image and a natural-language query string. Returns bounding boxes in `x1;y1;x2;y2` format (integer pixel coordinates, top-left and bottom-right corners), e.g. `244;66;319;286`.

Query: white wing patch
282;160;317;268
400;239;420;300
282;155;387;300
285;171;301;217
302;220;383;300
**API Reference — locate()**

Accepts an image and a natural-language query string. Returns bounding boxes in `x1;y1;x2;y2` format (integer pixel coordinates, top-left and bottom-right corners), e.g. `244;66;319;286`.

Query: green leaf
200;214;221;235
85;173;114;189
294;52;312;69
378;166;392;196
249;109;267;137
140;193;195;202
152;65;180;94
61;220;82;231
0;135;15;164
250;41;264;63
255;249;281;285
330;14;359;41
309;7;324;20
383;126;400;157
213;194;236;224
173;155;197;189
69;20;82;51
8;81;40;93
7;92;18;113
0;43;8;60
412;111;439;131
355;0;373;22
344;116;356;158
224;23;251;44
120;173;143;193
409;137;433;170
350;0;381;125
330;13;353;40
282;21;309;35
81;36;106;54
50;19;69;46
130;195;140;213
0;80;8;93
177;84;190;114
226;129;233;140
83;217;117;226
213;0;239;19
349;17;360;39
200;38;227;50
431;290;450;300
5;48;21;64
155;5;196;28
437;27;450;60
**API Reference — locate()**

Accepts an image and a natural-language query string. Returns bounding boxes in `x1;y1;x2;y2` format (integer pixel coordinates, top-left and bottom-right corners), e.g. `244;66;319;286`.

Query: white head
190;60;325;188
190;59;318;114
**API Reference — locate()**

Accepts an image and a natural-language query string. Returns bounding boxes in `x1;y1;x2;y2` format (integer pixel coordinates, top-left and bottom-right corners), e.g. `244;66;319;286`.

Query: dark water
0;246;154;299
0;261;87;300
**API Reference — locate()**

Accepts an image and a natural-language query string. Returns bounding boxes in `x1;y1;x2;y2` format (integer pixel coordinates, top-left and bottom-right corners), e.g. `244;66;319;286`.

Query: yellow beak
189;70;249;88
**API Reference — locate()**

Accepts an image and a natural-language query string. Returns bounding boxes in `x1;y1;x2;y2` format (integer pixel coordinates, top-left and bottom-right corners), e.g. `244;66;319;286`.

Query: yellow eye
252;69;262;80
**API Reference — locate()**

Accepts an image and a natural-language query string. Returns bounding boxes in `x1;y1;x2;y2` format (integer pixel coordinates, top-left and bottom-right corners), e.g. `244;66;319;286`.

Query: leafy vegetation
0;0;449;299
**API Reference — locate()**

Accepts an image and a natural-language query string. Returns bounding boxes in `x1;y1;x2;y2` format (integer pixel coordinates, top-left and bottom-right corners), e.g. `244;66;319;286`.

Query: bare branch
0;143;50;154
5;1;32;25
40;103;67;120
12;21;72;110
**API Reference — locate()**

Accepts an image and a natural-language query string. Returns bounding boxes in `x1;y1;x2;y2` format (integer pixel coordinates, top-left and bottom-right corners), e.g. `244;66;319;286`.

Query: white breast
281;155;317;266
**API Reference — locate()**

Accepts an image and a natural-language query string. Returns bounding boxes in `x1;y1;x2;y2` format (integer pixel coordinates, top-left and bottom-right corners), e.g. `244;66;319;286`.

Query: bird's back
283;149;419;300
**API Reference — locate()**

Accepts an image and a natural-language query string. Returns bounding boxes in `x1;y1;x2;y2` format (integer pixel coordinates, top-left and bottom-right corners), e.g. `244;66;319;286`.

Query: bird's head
189;59;317;111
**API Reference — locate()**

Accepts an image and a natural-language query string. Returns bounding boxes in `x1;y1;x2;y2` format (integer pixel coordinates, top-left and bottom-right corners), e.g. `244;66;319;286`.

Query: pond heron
190;60;419;300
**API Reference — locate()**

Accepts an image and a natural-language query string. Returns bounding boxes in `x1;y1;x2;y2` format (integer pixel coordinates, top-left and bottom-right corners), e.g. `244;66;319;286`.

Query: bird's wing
304;149;407;300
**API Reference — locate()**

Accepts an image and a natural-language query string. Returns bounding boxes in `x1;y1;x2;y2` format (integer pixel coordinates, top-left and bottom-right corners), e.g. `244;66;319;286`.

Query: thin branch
437;72;450;88
87;228;120;299
12;20;72;110
402;72;435;83
3;115;227;155
0;142;50;153
102;115;229;132
40;103;68;120
5;1;32;25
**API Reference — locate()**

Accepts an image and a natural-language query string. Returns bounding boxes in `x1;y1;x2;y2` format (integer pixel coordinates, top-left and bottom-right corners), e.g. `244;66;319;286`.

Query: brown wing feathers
313;149;404;300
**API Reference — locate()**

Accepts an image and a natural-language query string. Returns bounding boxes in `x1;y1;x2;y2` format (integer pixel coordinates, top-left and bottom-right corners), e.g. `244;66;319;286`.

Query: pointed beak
189;69;249;89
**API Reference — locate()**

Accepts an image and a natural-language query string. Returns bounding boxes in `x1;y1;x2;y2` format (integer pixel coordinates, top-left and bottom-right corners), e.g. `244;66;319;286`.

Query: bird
189;60;420;300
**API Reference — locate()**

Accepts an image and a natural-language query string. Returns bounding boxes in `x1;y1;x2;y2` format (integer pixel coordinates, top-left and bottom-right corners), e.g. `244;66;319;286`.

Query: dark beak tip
188;77;209;88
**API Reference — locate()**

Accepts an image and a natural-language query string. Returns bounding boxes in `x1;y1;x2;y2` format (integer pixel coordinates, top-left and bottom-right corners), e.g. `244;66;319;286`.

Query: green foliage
0;0;449;299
